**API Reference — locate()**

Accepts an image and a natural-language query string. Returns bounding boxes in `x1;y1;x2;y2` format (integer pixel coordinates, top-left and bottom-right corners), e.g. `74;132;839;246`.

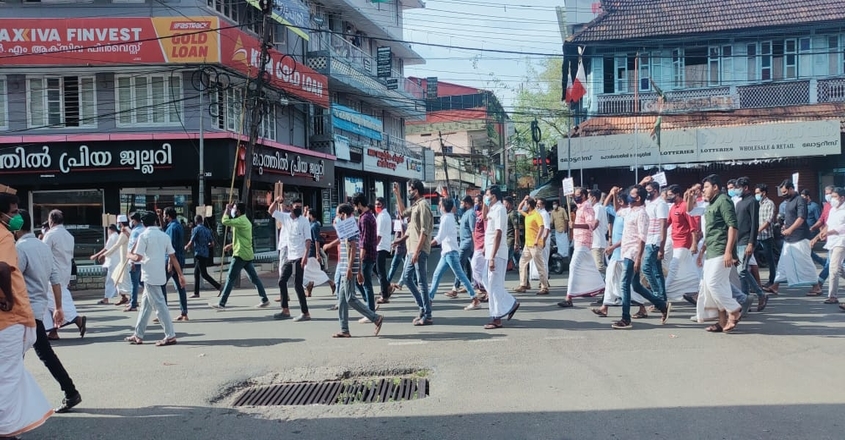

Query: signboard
377;46;392;79
386;78;399;90
335;217;359;240
363;148;422;180
334;135;351;161
562;178;575;196
558;120;842;170
652;171;667;187
244;145;335;189
0;17;221;66
244;0;310;41
331;104;383;140
406;119;488;135
426;77;438;99
220;26;329;108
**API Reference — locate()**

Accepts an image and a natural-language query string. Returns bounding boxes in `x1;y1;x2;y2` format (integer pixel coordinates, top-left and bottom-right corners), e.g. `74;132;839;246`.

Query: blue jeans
129;264;142;308
429;250;476;299
621;258;666;322
737;245;764;298
355;260;376;312
404;251;431;320
162;255;188;315
218;257;268;306
757;238;777;285
642;245;666;301
387;249;406;286
453;245;474;290
818;256;830;284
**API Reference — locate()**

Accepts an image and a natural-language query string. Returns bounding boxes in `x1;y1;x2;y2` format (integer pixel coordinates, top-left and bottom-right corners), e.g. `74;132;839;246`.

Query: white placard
792;172;800;193
652;172;667;187
562;178;575;196
335;217;359;240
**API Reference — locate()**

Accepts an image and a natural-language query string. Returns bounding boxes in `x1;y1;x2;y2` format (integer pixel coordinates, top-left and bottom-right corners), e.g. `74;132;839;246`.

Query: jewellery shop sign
251;149;334;188
0;141;193;184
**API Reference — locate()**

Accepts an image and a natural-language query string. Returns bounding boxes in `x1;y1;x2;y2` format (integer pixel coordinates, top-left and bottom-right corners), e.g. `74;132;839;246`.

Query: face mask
375;207;383;214
230;208;238;218
831;198;842;209
521;205;529;212
755;194;762;202
626;195;636;205
826;194;833;203
552;205;559;211
483;196;491;207
573;196;583;204
2;213;23;232
292;208;303;218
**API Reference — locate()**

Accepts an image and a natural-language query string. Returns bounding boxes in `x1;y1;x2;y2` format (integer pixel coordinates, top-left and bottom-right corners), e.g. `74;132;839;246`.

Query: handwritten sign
562;178;575;196
335;217;359;240
652;172;667;187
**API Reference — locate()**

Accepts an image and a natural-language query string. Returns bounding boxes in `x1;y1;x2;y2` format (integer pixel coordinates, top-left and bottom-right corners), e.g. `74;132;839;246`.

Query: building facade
559;0;845;197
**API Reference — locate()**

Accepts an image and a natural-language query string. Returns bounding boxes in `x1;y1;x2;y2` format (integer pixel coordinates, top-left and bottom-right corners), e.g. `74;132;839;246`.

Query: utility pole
438;130;451;198
239;0;274;203
198;87;206;206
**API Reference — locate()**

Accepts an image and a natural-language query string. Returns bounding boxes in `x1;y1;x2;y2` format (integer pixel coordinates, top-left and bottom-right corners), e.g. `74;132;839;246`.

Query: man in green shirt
699;174;742;333
211;202;269;310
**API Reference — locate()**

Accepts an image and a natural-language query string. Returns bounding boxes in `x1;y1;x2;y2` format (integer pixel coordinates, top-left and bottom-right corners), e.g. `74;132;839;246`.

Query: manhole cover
232;377;429;407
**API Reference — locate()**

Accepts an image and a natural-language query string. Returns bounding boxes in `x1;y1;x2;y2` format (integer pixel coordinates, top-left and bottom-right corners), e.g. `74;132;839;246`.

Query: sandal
445;291;459;299
124;336;143;345
155;338;177;347
373;315;384;336
633;310;648;319
483;320;503;329
412;317;433;326
97;298;109;305
705;324;723;333
332;332;351;338
824;297;839;304
722;313;740;333
591;308;607;317
806;291;822;297
557;300;573;308
507;303;520;321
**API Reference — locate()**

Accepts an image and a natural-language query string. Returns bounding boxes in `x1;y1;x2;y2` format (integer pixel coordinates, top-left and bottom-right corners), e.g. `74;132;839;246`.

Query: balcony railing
737;81;810;108
818;78;845;103
597;86;735;114
309;32;423;99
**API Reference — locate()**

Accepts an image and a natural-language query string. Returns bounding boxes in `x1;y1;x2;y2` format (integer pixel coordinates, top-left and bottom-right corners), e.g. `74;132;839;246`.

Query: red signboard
220;27;328;108
0;17;221;65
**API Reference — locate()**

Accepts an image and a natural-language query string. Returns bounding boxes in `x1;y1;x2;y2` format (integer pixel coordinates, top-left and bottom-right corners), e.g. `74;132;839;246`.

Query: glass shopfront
31;190;104;263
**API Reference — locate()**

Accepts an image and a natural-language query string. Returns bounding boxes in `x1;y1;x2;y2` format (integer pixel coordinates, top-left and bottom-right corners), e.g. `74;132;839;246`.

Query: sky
402;0;596;109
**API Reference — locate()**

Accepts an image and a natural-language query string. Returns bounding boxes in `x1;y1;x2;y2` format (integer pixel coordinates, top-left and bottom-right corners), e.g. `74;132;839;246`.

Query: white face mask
230;208;238;218
831;197;841;209
825;194;833;203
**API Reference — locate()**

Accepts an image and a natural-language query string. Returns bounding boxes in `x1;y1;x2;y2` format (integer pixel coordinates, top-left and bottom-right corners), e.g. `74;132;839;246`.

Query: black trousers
34;319;78;398
279;259;308;314
376;250;391;299
194;255;222;296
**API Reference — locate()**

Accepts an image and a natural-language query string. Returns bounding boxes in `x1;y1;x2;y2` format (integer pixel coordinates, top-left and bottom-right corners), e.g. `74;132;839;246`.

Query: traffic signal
532;157;551;166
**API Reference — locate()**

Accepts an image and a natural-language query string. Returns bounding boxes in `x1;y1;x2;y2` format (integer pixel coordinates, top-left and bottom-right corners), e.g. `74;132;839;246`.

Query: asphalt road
21;262;845;440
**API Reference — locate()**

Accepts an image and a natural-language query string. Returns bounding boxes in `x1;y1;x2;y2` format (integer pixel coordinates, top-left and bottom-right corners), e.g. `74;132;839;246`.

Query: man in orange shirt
0;191;53;439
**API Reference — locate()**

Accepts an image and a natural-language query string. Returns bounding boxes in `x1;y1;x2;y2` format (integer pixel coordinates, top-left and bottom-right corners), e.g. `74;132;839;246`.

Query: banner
244;0;310;41
0;17;220;66
332;104;383;140
363;148;422;180
220;26;329;108
558;120;842;170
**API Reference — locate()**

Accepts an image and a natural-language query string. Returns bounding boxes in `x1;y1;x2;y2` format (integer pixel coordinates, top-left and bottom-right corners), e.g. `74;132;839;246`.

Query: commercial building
558;0;845;196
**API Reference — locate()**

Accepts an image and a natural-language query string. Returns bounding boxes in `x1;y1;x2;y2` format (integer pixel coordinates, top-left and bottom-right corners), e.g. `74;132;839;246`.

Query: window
798;37;812;78
259;102;276;141
747;43;757;81
0;78;7;130
708;47;720;86
760;39;798;81
27;76;96;128
761;41;772;81
614;54;635;93
784;38;797;79
683;47;708;88
638;53;650;91
208;0;239;22
672;49;684;88
829;36;841;76
115;74;182;127
720;45;733;85
212;87;276;142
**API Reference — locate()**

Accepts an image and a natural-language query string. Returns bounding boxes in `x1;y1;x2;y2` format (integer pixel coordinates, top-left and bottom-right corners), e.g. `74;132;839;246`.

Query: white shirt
376;210;393;252
273;211;310;260
42;224;75;286
485;202;509;261
274;211;290;250
825;204;845;249
538;208;551;234
103;232;120;268
592;203;609;249
434;212;459;254
134;226;175;286
645;198;668;246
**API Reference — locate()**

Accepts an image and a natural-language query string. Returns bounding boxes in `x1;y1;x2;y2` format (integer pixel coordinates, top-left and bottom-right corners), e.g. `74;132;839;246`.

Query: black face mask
293;208;303;218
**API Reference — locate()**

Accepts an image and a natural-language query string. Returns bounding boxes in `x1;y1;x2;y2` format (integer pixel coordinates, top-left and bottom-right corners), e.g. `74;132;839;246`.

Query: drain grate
232;377;429;406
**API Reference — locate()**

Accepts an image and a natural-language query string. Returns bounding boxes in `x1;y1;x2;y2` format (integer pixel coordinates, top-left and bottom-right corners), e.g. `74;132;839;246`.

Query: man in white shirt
589;189;609;276
124;212;185;346
642;180;669;302
427;198;477;310
375;197;393;303
483;186;520;329
268;197;312;322
41;210;84;340
530;198;552;280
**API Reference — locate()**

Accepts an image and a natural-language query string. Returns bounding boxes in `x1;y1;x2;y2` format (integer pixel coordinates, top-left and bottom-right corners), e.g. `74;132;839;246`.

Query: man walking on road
185;215;221;298
394;180;434;326
269;197;311;322
211;202;269;310
765;180;818;294
375;197;393;304
163;208;190;321
450;196;476;297
352;193;378;315
482;186;520;329
124;212;145;312
41;210;85;340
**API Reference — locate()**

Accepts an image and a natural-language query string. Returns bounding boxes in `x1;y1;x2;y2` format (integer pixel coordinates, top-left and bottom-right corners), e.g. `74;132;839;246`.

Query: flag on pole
569;57;587;103
564;63;573;103
650;116;662;144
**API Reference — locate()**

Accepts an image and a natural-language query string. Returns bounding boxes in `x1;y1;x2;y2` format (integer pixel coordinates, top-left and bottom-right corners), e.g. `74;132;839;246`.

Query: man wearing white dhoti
589;189;609;277
822;188;845;305
611;185;671;329
482;186;520;330
550;200;571;260
93;217;131;306
559;188;605;308
664;185;701;303
470;196;489;295
41;210;86;340
0;192;53;439
766;180;818;294
515;197;549;295
304;209;335;298
698;175;742;333
592;187;648;318
530;198;553;280
90;225;121;305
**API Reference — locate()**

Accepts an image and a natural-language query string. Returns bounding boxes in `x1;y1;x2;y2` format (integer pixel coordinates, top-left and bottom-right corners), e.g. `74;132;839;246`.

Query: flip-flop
507;303;520;321
155;338;177;347
373;315;384;336
823;298;839;304
591;308;607;317
483;321;503;329
705;324;723;333
124;336;143;345
332;332;352;338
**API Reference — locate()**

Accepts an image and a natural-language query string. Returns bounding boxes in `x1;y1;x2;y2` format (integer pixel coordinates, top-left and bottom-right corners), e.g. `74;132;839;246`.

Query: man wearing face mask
808;185;836;296
755;184;778;288
531;198;552;280
818;187;845;308
550;199;570;260
211;202;269;310
470;194;488;297
449;196;477;297
663;184;701;305
765;180;817;295
733;177;766;314
268;197;311;321
559;188;604;308
351;193;378;319
41;210;85;340
482;186;520;329
515;197;548;295
638;178;669;305
394;180;434;326
124;212;145;312
428;198;477;310
374;197;393;304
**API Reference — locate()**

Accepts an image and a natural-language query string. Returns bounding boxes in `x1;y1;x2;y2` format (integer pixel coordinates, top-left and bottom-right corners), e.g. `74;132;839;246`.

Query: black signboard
0;140;231;186
426;77;438;99
377;46;392;79
386;78;399;90
248;146;335;189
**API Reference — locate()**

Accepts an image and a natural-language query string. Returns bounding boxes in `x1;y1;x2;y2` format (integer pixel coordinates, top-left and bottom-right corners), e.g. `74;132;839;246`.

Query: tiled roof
406;108;488;125
576;103;845;136
570;0;845;43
